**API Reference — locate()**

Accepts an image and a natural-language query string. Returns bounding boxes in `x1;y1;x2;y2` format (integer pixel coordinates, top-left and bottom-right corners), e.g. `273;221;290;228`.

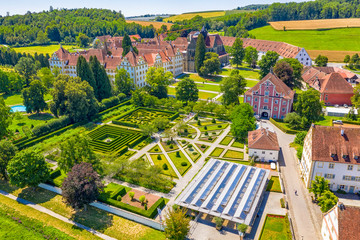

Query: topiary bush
162;163;168;170
139;195;146;204
194;115;198;120
208;137;213;140
157;155;162;160
217;125;222;128
197;120;201;126
144;203;148;210
205;131;208;136
188;144;193;148
192;152;198;156
212;132;216;135
170;144;174;149
176;151;180;157
181;140;186;144
166;140;171;145
204;126;208;130
212;118;216;123
181;162;187;166
201;144;206;148
129;191;135;200
117;195;122;201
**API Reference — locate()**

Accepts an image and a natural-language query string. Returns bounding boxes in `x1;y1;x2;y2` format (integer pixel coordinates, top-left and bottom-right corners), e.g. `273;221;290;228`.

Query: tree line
0;8;155;46
0;47;49;67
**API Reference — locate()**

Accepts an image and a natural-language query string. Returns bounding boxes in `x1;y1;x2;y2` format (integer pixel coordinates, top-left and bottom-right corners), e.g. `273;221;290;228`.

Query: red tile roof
319;72;354;94
310;125;360;164
245;72;295;100
248;128;280;151
338;205;360;240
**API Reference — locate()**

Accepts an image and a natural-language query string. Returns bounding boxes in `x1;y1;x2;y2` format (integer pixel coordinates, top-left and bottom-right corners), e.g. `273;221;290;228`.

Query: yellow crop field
307;50;360;62
126;20;173;29
164;11;225;22
12;44;77;55
270;18;360;30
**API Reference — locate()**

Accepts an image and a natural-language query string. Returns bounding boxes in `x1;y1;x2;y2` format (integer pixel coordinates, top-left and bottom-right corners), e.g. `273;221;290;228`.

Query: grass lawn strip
185;146;201;162
198;91;218;100
220;136;233;146
160;141;179;152
149;145;161;153
150;154;178;178
266;176;282;193
231;140;245;149
0;180;165;240
223;150;244;159
198;123;229;132
195;143;210;153
259;214;292;240
246;80;259;88
210;147;225;157
168;151;192;176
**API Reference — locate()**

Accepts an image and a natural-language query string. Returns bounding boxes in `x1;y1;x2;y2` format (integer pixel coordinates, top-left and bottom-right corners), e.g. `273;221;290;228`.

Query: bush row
32;116;72;137
98;94;128;112
270;118;300;134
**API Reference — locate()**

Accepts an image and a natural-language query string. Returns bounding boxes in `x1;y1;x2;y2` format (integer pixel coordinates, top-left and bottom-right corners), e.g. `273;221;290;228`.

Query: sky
0;0;306;17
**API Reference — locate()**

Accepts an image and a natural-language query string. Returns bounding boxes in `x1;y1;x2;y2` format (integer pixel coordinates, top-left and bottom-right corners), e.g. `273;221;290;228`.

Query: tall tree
352;84;360;110
309;176;329;199
200;52;221;76
89;56;112;101
0;97;11;138
115;69;133;96
37;67;54;88
0;140;17;180
317;190;338;213
175;78;199;102
274;61;295;88
76;33;91;48
230;103;256;141
195;34;206;75
294;89;323;123
230;38;245;67
62;163;104;210
220;69;247;105
76;56;97;97
344;55;350;66
145;67;173;99
122;33;132;57
244;46;258;68
258;51;279;79
15;57;36;86
277;58;303;86
164;207;191;240
22;79;48;114
7;149;50;188
315;55;328;67
58;135;100;173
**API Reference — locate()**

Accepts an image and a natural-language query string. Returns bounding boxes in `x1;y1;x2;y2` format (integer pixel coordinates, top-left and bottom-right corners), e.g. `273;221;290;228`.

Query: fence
38;183;165;231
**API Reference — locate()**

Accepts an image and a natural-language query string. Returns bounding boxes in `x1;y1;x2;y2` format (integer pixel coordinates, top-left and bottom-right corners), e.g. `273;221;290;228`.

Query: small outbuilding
248;128;280;162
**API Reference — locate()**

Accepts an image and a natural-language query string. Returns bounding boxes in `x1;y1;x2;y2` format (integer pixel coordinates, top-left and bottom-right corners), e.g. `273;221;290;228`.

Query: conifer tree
76;56;97;98
195;34;206;75
122;33;132;57
89;56;112;101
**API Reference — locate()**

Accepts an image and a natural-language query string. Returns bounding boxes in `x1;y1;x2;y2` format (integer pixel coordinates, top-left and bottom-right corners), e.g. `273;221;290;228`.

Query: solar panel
242;170;265;213
205;164;237;209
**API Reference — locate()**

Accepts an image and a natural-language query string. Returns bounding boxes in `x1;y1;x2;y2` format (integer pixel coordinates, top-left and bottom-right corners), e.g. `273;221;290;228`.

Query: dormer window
330;145;337;158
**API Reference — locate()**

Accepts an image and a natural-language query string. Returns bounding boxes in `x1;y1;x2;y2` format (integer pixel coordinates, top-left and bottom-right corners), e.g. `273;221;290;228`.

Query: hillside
269;18;360;30
164;11;226;22
125;20;173;29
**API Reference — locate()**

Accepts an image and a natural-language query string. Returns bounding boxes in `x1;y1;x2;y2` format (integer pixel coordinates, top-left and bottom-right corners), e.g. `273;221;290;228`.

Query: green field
221;67;260;79
12;44;80;55
259;214;292;240
249;25;360;51
168;151;192;176
2;93;52;106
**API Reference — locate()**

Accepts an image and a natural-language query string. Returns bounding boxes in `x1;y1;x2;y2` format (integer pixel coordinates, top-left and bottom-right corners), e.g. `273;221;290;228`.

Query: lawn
195;83;221;92
231;140;244;149
2;93;52;106
198;123;228;132
218;95;243;103
168;151;192;176
198;91;219;100
150;154;178;178
246;80;259;87
0;181;165;240
196;143;209;153
9;112;54;138
168;87;176;96
132;139;150;150
266;176;282;193
249;25;360;52
12;44;79;55
177;73;223;84
210;147;225;157
223;150;244;159
185;145;201;162
220;136;233;146
221;67;260;79
259;214;292;240
149;145;162;153
161;141;179;152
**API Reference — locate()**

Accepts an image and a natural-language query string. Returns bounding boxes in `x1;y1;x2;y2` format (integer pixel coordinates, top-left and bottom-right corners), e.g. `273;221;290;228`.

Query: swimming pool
11;105;27;112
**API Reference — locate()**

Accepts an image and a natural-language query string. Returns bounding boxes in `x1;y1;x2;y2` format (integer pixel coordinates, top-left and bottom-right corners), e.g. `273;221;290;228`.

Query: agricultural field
87;125;144;155
269;18;360;30
12;44;79;55
126;20;173;29
164;11;225;22
113;107;178;127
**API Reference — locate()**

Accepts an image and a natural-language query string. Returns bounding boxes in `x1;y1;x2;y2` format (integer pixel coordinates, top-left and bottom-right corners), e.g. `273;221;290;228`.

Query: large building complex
221;36;312;66
175;158;269;226
244;72;295;119
49;36;184;88
300;125;360;193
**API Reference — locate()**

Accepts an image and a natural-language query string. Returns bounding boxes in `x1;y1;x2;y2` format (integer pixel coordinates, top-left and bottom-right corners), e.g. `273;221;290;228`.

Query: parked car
344;104;348;108
334;104;339;108
270;162;276;170
333;120;343;125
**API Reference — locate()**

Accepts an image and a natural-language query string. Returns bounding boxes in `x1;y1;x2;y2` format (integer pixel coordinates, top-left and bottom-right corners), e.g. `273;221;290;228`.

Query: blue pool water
11;105;27;112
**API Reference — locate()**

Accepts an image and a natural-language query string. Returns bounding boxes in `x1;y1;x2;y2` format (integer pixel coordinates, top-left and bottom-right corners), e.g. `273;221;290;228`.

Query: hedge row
98;94;128;112
32;116;72;137
270;118;300;134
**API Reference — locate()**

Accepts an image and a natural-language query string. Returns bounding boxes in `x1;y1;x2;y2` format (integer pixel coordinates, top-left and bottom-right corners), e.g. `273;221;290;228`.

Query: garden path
0;189;116;240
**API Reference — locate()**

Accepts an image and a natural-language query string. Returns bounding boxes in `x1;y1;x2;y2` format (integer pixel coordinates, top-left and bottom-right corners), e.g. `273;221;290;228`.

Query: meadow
269;18;360;30
126;20;173;29
12;44;80;55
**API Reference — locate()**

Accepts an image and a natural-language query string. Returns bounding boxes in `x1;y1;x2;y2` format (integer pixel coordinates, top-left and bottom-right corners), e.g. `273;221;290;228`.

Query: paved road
265;120;321;240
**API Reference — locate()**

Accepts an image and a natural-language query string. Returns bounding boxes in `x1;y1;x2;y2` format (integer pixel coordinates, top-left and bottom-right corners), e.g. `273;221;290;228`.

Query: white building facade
248;128;280;162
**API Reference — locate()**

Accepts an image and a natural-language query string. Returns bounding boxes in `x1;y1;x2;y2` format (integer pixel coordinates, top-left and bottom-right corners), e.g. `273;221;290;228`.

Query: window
264;106;268;110
264;99;269;103
270;152;273;155
273;115;277;118
318;162;324;168
247;97;251;101
255;98;258;102
265;91;269;96
324;174;335;179
329;163;334;169
275;100;279;104
339;185;345;190
343;175;352;181
262;151;265;154
348;165;353;171
254;105;257;109
283;101;287;105
274;107;278;111
282;108;285;112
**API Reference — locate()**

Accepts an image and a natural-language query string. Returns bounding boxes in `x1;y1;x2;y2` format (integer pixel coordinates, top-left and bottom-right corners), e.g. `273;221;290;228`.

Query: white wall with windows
249;148;279;162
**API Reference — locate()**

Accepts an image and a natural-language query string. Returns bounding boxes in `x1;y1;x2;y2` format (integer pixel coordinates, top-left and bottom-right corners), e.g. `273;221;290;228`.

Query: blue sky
0;0;306;17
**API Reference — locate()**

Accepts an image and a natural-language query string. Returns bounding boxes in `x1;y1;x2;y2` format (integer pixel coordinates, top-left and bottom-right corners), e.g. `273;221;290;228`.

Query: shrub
192;152;198;156
117;195;122;201
154;148;159;152
201;144;206;148
212;132;216;135
181;140;186;144
129;191;135;200
217;125;221;128
188;144;193;148
162;163;168;170
144;203;148;210
176;151;180;157
170;145;174;149
139;195;146;204
214;217;224;228
197;120;201;126
157;155;162;160
166;140;171;145
204;126;208;130
212;118;216;123
194;115;198;120
297;146;303;160
184;129;188;133
205;131;208;136
280;198;285;208
295;131;307;145
32;116;72;137
181;162;188;166
208;137;213;140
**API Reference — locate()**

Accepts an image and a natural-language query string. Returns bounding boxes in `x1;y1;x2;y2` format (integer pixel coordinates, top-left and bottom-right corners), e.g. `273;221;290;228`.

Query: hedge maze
88;125;145;155
113;107;179;128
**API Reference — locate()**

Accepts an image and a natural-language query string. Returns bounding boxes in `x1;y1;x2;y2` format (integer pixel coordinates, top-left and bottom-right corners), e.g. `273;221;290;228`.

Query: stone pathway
0;189;116;240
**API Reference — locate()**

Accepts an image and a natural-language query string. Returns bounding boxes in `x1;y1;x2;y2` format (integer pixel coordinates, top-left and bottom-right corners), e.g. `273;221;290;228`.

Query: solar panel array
175;158;270;225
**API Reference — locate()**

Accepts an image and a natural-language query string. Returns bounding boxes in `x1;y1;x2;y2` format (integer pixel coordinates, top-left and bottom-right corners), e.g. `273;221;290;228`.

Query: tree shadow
71;205;113;232
17;186;57;204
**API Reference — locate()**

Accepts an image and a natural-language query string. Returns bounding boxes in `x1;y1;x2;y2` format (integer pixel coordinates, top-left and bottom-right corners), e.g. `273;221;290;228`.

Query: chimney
341;129;345;136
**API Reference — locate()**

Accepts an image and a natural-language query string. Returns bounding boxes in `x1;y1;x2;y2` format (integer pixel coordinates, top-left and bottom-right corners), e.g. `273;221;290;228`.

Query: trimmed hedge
32;116;72;137
270;118;300;134
110;186;127;199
